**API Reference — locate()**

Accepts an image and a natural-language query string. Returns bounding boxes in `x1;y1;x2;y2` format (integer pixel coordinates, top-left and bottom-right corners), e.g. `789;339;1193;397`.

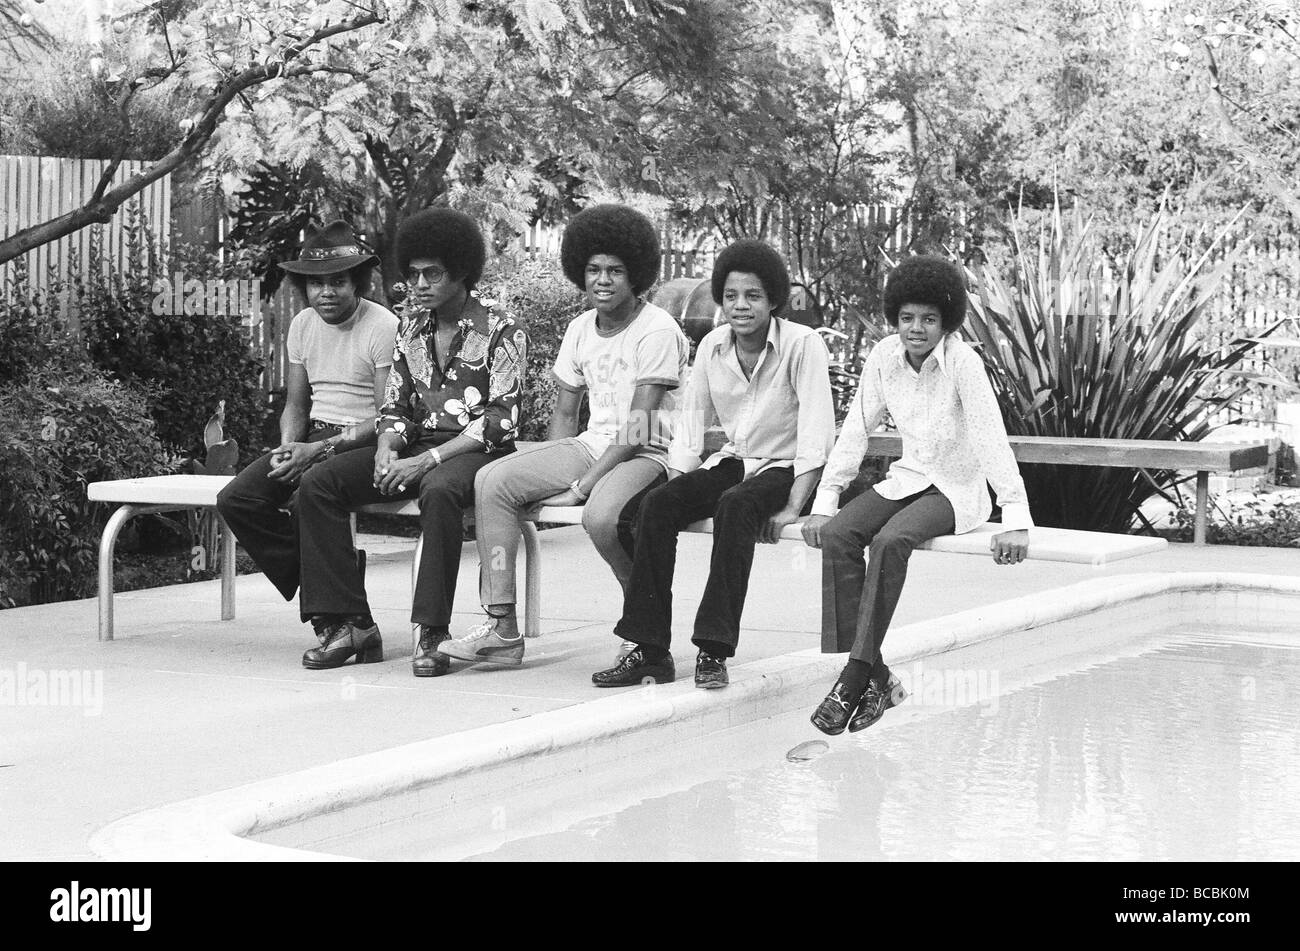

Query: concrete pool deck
3;528;1299;860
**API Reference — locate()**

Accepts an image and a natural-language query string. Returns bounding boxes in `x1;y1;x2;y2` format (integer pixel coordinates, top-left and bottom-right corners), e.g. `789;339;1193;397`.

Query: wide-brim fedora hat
279;220;381;275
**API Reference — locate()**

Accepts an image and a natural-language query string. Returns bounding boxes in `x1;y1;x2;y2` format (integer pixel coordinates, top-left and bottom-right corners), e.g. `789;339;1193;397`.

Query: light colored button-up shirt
668;317;836;479
811;333;1033;534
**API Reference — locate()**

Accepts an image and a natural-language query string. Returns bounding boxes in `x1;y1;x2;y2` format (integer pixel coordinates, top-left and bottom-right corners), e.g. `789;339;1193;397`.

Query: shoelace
861;680;887;708
457;618;503;641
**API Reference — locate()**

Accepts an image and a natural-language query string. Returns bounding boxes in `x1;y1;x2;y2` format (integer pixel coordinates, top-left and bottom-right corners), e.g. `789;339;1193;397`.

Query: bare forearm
324;420;380;454
547;411;581;441
279;405;309;445
419;433;484;462
576;442;640;495
783;468;822;516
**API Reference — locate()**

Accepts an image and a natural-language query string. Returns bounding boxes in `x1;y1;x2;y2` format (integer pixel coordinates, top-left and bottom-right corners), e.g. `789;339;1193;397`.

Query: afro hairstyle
395;208;487;290
710;239;790;312
560;204;661;296
883;254;968;331
287;264;374;301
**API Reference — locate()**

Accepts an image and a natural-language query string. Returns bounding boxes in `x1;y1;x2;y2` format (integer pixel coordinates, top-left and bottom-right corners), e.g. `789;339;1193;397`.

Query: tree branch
0;6;384;265
1199;39;1300;222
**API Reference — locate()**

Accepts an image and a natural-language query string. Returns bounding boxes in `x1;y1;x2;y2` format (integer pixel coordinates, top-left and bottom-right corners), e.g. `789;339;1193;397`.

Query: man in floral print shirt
294;208;528;676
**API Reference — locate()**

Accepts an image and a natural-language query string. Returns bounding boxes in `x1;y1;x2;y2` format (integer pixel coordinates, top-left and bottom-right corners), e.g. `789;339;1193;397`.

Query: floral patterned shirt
377;296;528;451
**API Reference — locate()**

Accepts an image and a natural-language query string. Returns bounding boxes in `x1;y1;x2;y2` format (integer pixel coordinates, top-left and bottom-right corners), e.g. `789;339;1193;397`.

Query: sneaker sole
695;679;728;689
437;645;523;666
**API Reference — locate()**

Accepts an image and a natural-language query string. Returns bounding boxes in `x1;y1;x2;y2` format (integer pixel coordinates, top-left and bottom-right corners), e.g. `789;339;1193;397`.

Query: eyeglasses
407;265;448;285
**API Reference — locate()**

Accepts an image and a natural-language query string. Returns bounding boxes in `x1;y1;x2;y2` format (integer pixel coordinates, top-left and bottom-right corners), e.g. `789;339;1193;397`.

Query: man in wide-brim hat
217;220;399;650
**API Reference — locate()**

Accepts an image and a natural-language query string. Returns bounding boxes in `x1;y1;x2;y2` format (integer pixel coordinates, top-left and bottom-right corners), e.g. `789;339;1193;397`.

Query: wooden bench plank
864;433;1269;472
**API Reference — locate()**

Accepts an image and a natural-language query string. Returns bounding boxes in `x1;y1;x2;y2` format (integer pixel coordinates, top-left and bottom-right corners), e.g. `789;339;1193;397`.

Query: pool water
464;634;1300;861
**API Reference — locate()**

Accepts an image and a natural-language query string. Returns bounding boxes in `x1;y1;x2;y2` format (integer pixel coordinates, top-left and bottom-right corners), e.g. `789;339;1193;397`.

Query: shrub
0;256;80;382
962;204;1283;532
0;363;173;608
66;210;269;464
478;253;587;441
1168;494;1300;547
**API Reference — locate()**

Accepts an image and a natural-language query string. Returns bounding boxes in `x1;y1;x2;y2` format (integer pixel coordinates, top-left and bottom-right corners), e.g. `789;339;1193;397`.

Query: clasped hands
372;442;437;495
267;441;328;483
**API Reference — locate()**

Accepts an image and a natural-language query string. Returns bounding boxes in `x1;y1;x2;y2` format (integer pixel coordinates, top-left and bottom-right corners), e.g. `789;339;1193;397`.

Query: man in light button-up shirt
593;240;835;690
803;255;1033;736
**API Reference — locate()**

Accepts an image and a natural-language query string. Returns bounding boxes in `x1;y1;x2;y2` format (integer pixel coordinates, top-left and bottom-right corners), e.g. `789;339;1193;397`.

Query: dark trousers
296;444;510;625
614;457;794;657
821;485;955;669
215;428;336;601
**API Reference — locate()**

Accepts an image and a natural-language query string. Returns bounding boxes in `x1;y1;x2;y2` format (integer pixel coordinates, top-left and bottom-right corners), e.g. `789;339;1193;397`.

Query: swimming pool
90;573;1300;861
465;633;1300;861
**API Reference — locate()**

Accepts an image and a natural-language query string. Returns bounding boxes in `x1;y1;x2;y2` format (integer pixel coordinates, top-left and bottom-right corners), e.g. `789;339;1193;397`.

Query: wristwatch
427;447;443;466
569;478;589;501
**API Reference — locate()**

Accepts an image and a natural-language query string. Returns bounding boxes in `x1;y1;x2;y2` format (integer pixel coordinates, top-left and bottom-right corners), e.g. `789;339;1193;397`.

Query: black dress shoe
302;617;383;669
694;650;728;689
810;681;864;735
310;615;333;645
412;625;450;678
848;674;908;732
592;646;675;687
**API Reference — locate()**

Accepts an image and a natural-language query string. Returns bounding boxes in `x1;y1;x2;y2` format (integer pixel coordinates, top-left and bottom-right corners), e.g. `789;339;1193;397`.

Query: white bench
87;473;1167;642
865;433;1270;545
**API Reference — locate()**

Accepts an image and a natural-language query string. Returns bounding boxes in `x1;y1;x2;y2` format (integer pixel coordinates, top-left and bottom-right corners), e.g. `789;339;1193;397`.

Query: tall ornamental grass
963;205;1284;533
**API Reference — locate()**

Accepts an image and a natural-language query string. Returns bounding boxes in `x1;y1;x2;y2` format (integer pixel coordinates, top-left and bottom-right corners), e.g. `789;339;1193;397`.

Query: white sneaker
437;618;524;667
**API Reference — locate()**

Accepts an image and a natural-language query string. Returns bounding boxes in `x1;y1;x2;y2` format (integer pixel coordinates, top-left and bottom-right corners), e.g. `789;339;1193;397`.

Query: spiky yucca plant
963;204;1281;532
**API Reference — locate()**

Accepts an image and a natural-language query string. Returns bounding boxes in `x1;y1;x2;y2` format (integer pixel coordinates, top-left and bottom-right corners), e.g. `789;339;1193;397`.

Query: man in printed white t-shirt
217;221;398;615
438;204;688;671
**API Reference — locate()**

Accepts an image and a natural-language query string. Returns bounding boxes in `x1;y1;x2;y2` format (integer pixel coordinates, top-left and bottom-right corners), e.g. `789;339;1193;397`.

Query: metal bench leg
98;504;139;641
412;532;424;654
523;522;541;638
1194;470;1209;545
219;515;236;620
97;502;220;639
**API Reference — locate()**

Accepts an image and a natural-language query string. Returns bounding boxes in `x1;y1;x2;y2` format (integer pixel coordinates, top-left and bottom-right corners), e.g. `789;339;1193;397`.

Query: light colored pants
474;438;666;606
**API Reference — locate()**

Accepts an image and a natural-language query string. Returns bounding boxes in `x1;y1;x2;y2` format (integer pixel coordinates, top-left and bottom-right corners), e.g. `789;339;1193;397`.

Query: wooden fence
1;155;170;290
3;153;1296;425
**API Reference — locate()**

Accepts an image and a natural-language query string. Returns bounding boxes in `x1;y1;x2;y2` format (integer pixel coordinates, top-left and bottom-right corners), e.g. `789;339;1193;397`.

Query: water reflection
472;636;1300;861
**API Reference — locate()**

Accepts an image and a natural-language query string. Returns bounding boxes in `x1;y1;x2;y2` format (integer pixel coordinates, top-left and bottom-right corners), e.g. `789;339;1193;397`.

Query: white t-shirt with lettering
551;302;689;463
286;298;399;425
